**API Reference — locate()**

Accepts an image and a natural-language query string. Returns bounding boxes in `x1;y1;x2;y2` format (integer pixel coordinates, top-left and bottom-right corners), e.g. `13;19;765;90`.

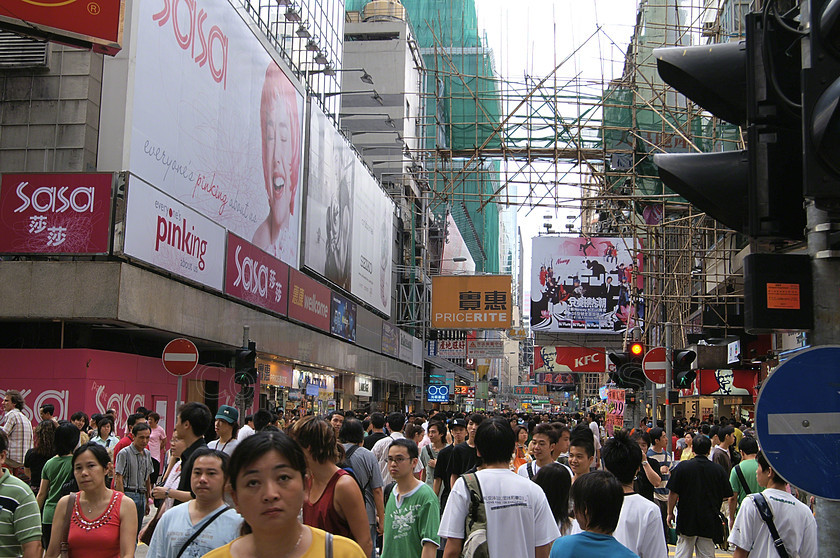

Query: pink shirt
148;425;166;463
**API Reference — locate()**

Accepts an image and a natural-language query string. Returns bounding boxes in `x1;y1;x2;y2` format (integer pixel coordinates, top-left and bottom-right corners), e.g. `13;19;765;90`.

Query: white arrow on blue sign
755;346;840;501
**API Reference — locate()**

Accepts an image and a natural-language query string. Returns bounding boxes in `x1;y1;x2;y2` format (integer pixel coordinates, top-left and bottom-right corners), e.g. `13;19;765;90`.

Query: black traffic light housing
653;11;806;240
672;349;697;389
609;343;646;389
802;0;840;205
234;341;257;385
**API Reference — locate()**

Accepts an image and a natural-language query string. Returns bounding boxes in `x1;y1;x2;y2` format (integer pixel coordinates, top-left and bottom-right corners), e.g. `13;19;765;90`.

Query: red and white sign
122;177;226;291
0;173;113;254
437;340;467;359
642;347;667;384
533;346;607;373
287;268;331;332
162;338;199;377
0;0;124;55
225;233;289;316
467;340;504;359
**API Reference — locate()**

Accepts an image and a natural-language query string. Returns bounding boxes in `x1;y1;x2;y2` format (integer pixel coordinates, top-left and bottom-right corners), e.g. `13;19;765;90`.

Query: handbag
138;499;169;545
753;493;790;558
712;510;729;550
59;493;76;558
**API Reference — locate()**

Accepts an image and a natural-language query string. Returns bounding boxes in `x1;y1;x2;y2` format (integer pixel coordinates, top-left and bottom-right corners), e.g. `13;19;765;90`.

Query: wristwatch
165;488;171;497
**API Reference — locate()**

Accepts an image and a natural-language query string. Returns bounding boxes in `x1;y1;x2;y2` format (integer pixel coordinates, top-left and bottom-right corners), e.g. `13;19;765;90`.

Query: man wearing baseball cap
207;405;240;456
433;417;468;512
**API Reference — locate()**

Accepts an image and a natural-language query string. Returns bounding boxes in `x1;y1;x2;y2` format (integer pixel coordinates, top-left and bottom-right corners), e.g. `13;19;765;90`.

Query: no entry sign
642;347;667;384
162;338;199;377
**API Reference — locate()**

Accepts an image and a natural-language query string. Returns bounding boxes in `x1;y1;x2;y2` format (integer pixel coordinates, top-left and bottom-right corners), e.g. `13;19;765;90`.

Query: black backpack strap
527;461;534;479
345;444;360;460
175;506;230;558
753;493;790;558
734;465;752;496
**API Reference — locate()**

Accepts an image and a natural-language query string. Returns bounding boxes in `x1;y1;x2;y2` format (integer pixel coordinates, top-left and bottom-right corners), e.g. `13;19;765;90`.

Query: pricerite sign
0;173;113;254
431;275;512;329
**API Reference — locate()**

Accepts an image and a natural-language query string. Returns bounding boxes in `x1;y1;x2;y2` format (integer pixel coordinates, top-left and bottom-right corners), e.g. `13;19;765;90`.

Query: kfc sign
0;173;113;254
0;1;124;55
287;268;330;332
533;346;607;374
225;234;289;316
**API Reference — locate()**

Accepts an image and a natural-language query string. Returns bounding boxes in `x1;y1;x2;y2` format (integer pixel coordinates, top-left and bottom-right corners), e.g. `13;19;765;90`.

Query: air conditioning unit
0;31;49;69
701;21;718;37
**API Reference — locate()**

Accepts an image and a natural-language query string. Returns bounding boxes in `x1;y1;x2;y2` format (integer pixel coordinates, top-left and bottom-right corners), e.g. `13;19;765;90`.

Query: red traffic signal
629;342;644;359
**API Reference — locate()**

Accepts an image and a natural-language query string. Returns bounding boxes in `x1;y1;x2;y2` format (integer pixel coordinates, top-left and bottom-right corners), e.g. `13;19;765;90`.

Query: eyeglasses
386;456;410;464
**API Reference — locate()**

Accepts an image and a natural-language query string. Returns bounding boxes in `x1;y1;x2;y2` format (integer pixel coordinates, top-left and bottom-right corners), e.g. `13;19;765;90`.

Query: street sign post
162;338;199;432
642;347;667;384
756;346;840;501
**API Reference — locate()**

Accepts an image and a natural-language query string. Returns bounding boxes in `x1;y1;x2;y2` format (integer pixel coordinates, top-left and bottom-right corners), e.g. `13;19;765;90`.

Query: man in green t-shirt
728;436;763;527
35;422;78;549
0;430;42;558
382;439;440;558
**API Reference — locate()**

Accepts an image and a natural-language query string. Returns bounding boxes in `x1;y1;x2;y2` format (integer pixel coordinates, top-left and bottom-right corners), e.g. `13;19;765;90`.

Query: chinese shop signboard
431;275;512;329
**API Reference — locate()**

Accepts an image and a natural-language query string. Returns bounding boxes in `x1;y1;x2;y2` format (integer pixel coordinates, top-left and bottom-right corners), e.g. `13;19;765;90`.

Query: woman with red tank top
291;417;373;557
45;443;138;558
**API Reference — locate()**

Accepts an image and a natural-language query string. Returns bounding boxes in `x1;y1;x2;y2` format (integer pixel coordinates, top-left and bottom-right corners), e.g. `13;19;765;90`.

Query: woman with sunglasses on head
203;431;366;558
44;443;137;558
289;416;373;557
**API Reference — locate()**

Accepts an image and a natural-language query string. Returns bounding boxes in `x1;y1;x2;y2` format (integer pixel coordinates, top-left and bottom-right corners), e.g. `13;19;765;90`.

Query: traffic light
802;0;840;204
653;11;805;240
234;341;257;385
608;344;645;389
672;349;697;389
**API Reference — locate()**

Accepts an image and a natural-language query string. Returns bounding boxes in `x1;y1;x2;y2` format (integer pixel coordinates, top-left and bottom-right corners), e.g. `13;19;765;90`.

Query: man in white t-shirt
517;423;557;480
602;430;667;558
729;451;817;558
439;418;559;558
237;414;255;441
372;412;406;484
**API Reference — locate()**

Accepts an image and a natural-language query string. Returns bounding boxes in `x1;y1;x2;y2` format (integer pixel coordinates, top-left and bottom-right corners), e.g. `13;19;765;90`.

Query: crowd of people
0;389;819;558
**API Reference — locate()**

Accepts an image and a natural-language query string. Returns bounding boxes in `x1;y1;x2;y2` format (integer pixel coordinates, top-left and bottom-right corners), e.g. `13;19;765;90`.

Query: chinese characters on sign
431;275;512;329
605;388;626;436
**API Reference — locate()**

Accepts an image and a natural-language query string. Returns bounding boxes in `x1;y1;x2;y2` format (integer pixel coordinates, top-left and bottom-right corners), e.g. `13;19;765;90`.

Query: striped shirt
0;468;42;557
0;410;32;468
114;443;152;493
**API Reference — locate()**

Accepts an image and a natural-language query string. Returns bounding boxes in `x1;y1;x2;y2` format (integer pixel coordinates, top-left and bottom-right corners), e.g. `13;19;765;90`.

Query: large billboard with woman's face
127;0;305;269
303;104;394;316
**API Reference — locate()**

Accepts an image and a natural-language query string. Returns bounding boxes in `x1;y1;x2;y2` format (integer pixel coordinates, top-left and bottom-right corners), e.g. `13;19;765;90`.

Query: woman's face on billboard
262;90;294;229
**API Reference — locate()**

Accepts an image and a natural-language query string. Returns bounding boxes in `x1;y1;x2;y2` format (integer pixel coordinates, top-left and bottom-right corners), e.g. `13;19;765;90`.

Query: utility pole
806;201;840;551
238;325;250;426
665;322;673;455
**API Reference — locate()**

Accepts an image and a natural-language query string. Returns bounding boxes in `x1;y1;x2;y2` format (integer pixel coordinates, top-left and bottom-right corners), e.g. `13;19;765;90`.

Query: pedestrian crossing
667;544;733;557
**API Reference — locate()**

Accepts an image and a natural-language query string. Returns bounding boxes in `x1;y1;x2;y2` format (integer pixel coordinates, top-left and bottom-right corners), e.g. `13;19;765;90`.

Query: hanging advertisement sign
0;173;113;255
431;275;512;329
330;292;357;342
128;0;305;269
399;330;414;363
381;322;399;357
437;340;467;359
535;373;577;388
225;233;289;316
0;0;125;55
678;369;758;398
303;104;394;315
122;177;226;290
467;340;504;359
258;361;293;388
533;346;607;374
606;388;626;436
354;374;373;397
531;236;643;333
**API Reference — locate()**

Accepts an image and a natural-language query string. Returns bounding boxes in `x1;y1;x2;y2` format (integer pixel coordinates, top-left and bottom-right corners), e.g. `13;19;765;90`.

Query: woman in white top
729;451;818;558
208;405;240;456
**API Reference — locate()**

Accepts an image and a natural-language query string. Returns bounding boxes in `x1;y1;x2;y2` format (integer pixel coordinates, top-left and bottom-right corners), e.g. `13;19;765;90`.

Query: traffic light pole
806;201;840;551
665;322;673;455
239;326;250;427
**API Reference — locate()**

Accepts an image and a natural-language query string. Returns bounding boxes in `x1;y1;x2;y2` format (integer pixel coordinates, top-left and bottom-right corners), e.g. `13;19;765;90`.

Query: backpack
337;444;365;493
461;473;489;558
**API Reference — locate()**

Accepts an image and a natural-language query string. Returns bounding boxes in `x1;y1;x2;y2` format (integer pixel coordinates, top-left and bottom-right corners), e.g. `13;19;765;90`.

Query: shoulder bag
734;464;752;496
59;493;76;558
753;493;790;558
175;506;230;558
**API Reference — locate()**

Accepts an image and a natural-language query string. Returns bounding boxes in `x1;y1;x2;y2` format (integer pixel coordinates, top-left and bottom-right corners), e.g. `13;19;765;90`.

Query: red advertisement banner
225;233;289;316
287;268;330;332
0;173;112;254
535;372;577;386
0;0;124;55
533;346;607;373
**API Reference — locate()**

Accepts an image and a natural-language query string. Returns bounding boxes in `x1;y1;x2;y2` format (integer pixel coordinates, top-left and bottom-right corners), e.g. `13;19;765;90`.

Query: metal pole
174;376;183;431
665;321;673;455
239;325;250;425
805;200;840;552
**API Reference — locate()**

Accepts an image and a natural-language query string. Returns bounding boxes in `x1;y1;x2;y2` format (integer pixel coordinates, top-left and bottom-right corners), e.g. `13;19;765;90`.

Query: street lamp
321;89;384;106
310;68;375;84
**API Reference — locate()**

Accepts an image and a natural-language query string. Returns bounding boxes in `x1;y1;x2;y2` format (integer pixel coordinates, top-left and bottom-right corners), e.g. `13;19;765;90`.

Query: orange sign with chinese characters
432;275;512;329
766;282;800;310
0;0;124;55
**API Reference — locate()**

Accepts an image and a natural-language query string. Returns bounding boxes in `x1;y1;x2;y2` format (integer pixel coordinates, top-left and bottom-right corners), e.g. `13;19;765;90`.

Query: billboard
225;233;289;316
0;0;124;55
533;346;607;374
287;268;331;332
381;322;399;357
535;372;577;388
0;173;113;254
431;275;512;329
437;340;467;359
330;292;357;342
303;104;394;315
128;0;305;269
467;340;504;359
531;236;643;333
122;177;226;290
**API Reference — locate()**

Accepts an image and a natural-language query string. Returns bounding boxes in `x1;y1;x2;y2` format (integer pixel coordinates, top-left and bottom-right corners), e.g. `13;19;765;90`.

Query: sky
474;0;640;307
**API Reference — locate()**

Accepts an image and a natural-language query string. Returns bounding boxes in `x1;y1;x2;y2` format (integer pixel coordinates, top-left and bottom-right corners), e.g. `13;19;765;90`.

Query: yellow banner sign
431;275;512;329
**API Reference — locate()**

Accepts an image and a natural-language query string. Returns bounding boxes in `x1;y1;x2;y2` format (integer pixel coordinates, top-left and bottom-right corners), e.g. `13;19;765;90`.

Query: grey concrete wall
0;44;103;172
0;261;421;386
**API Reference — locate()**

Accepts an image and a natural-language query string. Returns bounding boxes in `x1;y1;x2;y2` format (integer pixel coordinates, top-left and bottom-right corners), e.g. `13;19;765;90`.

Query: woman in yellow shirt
679;431;695;462
202;431;365;558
